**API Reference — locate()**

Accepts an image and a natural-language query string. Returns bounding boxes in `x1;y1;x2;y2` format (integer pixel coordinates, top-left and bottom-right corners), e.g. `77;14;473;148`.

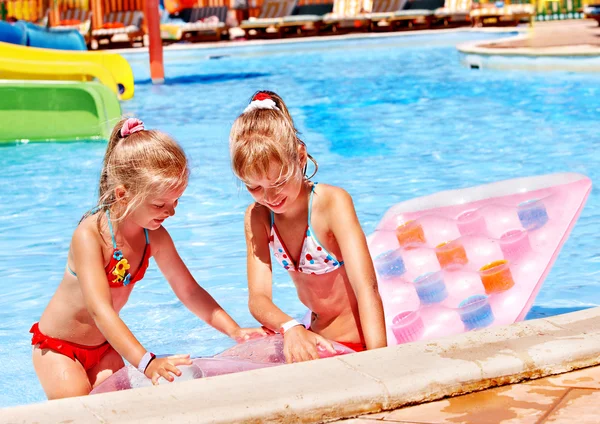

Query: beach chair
160;6;229;42
321;0;372;33
45;8;92;42
239;0;301;38
275;3;333;36
91;10;144;48
506;2;535;24
368;0;409;30
373;0;440;30
584;4;600;25
434;0;471;26
470;2;534;27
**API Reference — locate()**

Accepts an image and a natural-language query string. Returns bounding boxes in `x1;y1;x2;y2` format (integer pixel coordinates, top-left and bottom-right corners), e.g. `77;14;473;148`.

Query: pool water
2;31;600;408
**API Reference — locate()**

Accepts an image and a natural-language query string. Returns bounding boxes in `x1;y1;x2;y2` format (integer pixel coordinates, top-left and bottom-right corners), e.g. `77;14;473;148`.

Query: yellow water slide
0;41;135;100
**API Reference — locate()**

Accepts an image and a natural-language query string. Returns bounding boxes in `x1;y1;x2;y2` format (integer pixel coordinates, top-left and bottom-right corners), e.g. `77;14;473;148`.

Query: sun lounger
274;3;332;36
161;6;228;42
91;10;144;48
584;4;600;25
372;0;439;30
507;3;535;23
240;0;299;37
470;2;534;26
434;0;471;26
321;0;372;33
368;0;408;29
45;8;92;42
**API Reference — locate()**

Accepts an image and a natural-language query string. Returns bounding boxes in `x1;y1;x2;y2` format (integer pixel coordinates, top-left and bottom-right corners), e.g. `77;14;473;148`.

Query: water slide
0;19;86;50
0;40;134;99
21;21;88;50
0;20;134;100
0;80;122;143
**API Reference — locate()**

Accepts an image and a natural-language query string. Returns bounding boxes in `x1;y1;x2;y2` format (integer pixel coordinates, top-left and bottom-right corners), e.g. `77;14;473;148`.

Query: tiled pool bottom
1;30;600;408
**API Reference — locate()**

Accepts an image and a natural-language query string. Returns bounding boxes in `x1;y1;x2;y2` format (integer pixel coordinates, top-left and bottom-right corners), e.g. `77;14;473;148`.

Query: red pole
50;0;60;26
91;0;103;30
144;0;165;84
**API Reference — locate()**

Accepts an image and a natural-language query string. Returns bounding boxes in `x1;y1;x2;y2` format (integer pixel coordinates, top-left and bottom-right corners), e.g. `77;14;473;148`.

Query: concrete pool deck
457;20;600;71
337;364;600;423
111;26;525;56
115;20;600;72
4;306;600;423
478;19;600;51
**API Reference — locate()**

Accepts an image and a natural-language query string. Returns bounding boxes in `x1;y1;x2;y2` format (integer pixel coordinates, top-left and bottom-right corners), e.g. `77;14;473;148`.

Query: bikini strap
144;228;150;244
90;205;104;215
105;210;118;250
270;211;274;229
308;182;318;225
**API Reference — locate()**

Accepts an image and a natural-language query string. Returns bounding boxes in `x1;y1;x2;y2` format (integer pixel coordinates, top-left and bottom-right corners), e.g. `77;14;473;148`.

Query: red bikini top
67;209;151;288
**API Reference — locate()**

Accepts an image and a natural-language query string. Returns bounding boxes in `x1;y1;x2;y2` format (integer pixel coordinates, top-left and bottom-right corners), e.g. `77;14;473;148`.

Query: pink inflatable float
368;173;591;346
91;335;354;394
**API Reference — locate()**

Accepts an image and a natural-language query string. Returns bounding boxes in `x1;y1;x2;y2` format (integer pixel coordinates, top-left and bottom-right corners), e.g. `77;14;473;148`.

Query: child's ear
297;143;308;169
114;185;127;202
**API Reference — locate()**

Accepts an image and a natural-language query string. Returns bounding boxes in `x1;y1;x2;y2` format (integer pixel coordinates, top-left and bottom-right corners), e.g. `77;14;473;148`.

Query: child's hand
283;326;336;363
232;327;270;343
144;354;193;385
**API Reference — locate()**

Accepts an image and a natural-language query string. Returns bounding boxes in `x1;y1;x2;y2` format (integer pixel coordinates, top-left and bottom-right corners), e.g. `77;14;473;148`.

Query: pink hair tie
120;118;145;137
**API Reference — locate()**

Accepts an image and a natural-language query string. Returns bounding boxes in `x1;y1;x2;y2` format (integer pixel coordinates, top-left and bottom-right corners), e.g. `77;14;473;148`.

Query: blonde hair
89;117;189;234
229;90;317;184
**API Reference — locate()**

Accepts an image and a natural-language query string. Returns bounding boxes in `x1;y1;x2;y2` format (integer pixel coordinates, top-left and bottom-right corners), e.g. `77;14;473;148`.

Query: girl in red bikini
31;118;266;400
229;91;387;363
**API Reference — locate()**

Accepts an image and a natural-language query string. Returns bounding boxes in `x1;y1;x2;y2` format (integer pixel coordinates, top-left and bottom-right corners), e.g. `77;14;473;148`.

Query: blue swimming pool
2;31;600;408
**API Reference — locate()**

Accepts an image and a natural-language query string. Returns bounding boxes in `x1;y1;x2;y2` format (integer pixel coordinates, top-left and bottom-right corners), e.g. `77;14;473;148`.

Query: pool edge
3;306;600;423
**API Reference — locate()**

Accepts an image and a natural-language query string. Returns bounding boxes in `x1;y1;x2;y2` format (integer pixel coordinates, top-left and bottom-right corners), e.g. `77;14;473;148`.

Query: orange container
396;220;426;248
479;260;514;294
436;240;468;269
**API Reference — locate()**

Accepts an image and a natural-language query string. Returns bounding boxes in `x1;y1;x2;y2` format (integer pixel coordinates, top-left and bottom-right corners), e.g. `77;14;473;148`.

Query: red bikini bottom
30;322;115;371
337;341;367;352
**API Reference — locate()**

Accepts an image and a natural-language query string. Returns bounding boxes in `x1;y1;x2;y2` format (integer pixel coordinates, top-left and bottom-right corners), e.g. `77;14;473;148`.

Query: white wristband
137;351;156;374
279;319;304;335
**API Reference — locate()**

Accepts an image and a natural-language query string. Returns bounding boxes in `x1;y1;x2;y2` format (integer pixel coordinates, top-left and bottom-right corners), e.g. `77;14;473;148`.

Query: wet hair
229;90;318;186
87;117;189;235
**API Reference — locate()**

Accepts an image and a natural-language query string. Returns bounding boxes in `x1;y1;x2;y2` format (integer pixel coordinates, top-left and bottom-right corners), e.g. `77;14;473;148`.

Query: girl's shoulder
312;183;354;208
71;212;105;250
244;202;271;235
245;202;271;221
312;183;357;226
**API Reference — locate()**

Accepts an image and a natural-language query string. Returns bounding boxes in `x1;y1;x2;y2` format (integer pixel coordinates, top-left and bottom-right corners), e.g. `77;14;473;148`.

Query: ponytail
89;117;159;239
238;90;319;180
97;118;127;208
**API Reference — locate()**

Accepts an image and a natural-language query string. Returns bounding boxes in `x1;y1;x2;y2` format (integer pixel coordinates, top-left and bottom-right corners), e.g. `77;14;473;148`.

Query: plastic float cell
368;173;591;346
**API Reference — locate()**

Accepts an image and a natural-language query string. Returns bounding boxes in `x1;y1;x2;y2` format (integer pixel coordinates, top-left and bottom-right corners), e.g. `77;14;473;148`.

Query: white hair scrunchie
243;99;279;114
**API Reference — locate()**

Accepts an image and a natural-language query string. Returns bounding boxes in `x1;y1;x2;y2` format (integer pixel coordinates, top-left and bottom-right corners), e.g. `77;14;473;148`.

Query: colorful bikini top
67;209;151;288
269;183;344;275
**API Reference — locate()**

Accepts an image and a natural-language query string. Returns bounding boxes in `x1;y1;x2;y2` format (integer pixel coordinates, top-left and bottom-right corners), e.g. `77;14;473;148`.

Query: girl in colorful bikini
229;91;387;363
31;118;265;400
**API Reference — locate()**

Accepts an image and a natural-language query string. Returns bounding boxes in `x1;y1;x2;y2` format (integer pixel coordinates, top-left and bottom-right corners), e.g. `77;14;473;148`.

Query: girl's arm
245;203;292;331
152;225;264;342
73;225;191;384
245;204;334;362
328;187;388;350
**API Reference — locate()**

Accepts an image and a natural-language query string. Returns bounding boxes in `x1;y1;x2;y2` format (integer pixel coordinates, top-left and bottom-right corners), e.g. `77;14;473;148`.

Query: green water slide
0;80;121;143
